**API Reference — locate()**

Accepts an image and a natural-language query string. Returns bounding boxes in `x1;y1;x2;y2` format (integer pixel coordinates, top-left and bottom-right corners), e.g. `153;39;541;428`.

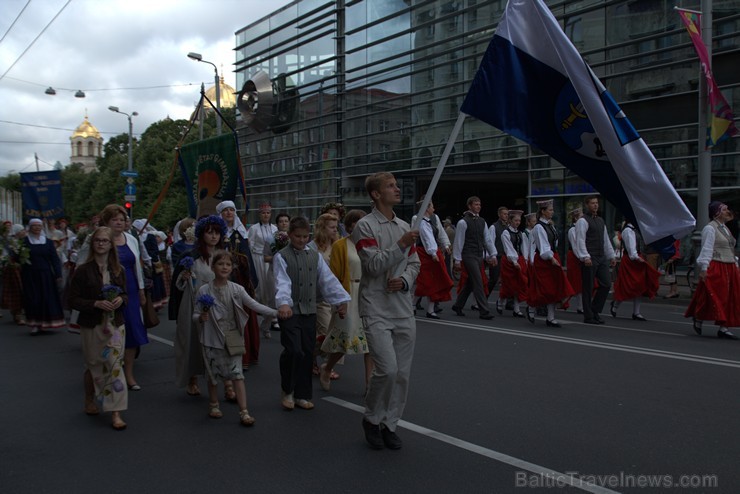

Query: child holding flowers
194;250;278;426
68;226;128;430
170;215;226;397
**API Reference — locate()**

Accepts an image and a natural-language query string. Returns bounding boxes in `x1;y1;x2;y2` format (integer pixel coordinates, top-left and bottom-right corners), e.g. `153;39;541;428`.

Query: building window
379;120;389;132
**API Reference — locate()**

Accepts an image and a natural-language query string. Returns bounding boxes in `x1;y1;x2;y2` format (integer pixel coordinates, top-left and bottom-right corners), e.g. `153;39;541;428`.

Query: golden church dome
205;76;236;108
71;115;102;139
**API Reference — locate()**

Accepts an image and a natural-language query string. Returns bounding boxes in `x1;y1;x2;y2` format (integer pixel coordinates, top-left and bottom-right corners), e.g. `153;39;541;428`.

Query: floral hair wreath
321;202;345;218
194;215;228;239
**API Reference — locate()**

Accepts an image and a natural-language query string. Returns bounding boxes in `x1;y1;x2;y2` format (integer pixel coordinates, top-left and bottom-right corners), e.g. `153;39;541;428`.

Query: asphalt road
1;293;738;494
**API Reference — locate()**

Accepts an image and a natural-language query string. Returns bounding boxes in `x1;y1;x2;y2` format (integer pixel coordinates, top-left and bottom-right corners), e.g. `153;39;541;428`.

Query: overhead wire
0;0;72;82
0;0;31;45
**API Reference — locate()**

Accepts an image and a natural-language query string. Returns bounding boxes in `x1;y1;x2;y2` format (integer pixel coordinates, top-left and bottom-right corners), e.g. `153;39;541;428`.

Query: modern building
69;114;103;173
233;0;739;251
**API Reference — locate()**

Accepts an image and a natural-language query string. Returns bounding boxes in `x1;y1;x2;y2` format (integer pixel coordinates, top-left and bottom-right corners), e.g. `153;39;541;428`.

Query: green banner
179;134;240;217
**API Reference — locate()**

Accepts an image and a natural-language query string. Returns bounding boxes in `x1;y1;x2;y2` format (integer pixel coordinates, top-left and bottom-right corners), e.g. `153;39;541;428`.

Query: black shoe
452;306;465;317
692;318;702;336
584;318;601;325
546;320;561;328
495;300;503;315
632;314;647;321
594;315;605;324
434;303;443;313
479;313;494;320
526;308;535;324
380;425;403;450
513;311;525;318
471;304;480;311
426;312;440;320
576;309;584;315
362;419;384;450
717;329;739;340
610;301;617;318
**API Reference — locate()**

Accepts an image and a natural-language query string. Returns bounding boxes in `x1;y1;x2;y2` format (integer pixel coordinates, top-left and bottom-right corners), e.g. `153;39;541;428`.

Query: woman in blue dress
100;204;147;390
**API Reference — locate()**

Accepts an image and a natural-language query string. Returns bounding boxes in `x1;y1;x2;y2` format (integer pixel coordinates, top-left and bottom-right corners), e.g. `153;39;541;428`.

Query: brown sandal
209;402;223;419
84;399;100;416
224;384;236;402
186;378;200;396
111;412;127;430
239;409;255;427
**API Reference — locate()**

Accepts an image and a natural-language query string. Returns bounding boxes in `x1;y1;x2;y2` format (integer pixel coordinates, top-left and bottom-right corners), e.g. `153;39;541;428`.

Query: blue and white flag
461;0;695;244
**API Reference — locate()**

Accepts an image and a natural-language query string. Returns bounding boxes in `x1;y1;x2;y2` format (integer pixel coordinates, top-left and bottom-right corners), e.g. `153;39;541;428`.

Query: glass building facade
234;0;739;249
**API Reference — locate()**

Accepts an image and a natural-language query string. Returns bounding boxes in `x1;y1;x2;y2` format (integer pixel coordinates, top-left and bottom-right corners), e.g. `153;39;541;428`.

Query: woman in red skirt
610;222;660;321
566;208;584;314
685;201;740;339
527;199;574;327
497;210;528;317
415;199;453;319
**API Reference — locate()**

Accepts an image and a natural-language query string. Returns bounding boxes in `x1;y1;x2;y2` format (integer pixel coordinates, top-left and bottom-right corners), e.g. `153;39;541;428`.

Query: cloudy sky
0;0;294;176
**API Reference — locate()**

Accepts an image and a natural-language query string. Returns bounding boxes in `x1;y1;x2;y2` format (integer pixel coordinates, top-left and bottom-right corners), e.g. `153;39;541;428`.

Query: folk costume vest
584;214;606;257
710;220;736;264
461;212;488;258
279;245;319;315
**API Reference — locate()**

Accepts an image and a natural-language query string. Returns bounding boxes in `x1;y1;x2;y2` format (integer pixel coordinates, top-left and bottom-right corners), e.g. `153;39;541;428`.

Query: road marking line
148;334;173;347
425;320;740;368
323;396;618;494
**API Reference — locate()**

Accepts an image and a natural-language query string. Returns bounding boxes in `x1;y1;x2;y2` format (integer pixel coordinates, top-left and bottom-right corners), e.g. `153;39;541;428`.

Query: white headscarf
27;218;47;245
216;200;248;238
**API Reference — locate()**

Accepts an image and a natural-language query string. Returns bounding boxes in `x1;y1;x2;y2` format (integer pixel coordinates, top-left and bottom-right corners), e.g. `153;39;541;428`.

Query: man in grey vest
451;196;497;320
574;195;616;324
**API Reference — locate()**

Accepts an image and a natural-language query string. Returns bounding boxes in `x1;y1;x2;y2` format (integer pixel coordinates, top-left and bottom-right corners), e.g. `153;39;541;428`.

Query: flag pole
392;111;466;277
696;0;712;231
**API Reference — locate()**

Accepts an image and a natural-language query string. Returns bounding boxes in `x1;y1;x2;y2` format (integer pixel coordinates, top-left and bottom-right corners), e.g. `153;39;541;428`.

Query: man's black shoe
363;419;384;449
479;313;494;320
380;425;403;450
452;306;465;317
584;318;601;325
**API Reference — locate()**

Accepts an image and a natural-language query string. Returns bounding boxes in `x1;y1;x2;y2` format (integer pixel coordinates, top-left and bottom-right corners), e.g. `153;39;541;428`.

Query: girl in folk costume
308;213;341;378
68;227;128;430
2;224;29;325
685;202;740;339
527;199;574;327
217;200;263;365
194;250;278;426
262;213;291;335
414;198;454;319
247;202;278;308
319;210;373;391
610;221;660;321
170;215;224;398
566;208;584;314
497;210;528;318
21;218;65;334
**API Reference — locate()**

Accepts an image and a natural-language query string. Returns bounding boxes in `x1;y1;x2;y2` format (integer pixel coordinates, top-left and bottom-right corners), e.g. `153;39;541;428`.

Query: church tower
70;112;103;173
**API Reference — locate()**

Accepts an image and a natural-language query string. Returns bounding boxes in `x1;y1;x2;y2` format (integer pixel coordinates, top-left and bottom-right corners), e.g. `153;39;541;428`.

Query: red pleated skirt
685;261;740;328
415;249;453;302
527;253;574;306
499;256;528;302
613;255;660;301
566;250;582;294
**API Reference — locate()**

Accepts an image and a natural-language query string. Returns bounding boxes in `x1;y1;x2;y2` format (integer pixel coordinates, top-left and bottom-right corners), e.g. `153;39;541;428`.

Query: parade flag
178;133;242;217
460;0;695;245
20;170;64;220
677;8;738;148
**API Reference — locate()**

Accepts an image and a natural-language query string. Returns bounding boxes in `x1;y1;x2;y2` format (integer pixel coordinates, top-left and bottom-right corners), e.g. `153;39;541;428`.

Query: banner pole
392;112;466;277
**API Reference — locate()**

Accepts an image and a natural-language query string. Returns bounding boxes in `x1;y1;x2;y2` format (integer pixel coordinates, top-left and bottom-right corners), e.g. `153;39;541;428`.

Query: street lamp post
187;52;222;136
108;106;138;172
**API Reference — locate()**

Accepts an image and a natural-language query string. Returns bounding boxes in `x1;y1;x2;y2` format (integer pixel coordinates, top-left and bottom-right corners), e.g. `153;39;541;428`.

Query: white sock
547;304;556;321
427;300;435;314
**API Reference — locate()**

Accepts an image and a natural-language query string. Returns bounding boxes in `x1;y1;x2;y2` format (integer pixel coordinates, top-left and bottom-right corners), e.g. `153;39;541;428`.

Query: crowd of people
1;181;738;444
